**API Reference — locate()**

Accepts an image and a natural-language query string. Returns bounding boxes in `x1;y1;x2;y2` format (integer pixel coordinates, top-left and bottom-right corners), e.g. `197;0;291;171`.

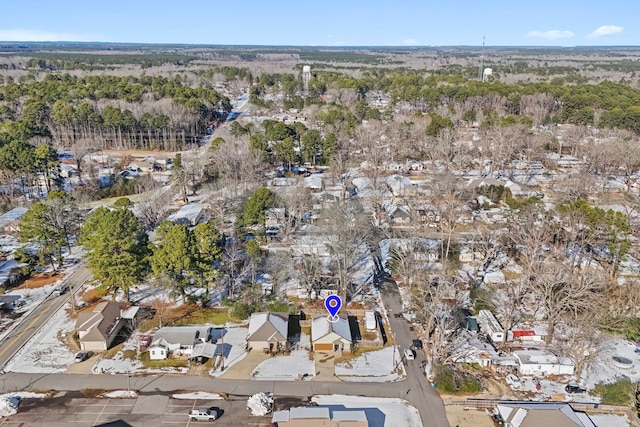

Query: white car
188;408;219;421
404;348;416;360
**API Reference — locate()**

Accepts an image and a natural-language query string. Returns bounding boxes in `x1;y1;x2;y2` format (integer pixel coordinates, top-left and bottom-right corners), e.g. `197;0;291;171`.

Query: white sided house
477;309;506;343
147;326;210;360
513;350;575;377
311;316;352;352
246;312;289;353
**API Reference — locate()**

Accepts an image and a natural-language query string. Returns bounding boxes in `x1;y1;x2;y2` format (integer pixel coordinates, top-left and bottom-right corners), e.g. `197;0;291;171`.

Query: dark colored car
74;351;93;363
565;384;586;394
412;339;423;350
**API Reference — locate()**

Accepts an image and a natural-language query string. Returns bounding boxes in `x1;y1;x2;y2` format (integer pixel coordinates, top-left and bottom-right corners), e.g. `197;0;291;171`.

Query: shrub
434;365;482;394
591;377;635;406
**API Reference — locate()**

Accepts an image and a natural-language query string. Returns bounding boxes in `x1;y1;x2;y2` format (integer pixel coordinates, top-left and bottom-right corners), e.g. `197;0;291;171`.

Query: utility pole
220;332;225;371
478;36;486;81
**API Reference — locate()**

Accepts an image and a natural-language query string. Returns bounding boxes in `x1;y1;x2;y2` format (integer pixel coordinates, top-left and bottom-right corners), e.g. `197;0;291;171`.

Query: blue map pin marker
325;295;342;322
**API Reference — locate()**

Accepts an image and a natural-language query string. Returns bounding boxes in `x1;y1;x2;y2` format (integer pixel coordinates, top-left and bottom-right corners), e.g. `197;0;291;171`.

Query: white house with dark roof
311;316;352;352
147;326;210;360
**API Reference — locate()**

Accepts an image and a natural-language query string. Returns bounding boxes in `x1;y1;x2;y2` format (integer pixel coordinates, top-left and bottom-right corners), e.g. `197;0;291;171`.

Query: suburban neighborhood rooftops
289;407;330;419
513;350;573;366
0;207;28;222
311;316;352;342
152;326;210;347
332;411;368;421
247;312;288;342
497;403;595;427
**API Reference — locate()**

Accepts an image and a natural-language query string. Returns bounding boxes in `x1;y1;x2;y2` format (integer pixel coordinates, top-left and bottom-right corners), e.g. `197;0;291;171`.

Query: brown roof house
246;312;289;353
76;301;125;351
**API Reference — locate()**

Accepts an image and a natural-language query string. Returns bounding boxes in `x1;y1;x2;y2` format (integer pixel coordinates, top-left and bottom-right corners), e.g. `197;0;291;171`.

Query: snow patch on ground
92;351;144;375
0;389;44;418
251;349;315;380
5;303;76;373
103;390;137;398
335;346;405;382
590;414;630;427
172;392;224;400
0;396;20;418
311;395;423;427
247;392;272;416
582;338;640;390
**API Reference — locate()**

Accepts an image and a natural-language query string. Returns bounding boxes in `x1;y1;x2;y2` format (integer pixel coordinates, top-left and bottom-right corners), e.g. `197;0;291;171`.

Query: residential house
246;312;289;353
311;316;352;352
59;163;79;179
509;324;548;343
76;301;126;351
0;207;28;234
450;329;498;367
304;175;323;192
477;310;506;343
513;350;575;376
495;403;595;427
271;407;368;427
147;326;211;360
0;260;23;287
166;203;205;226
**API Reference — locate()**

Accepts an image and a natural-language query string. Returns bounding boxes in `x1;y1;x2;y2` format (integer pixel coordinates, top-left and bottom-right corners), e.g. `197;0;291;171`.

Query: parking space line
92;398;110;426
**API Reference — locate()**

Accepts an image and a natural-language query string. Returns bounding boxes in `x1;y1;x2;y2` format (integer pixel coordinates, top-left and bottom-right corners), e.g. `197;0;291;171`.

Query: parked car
188;408;219;421
53;283;70;296
412;339;423;350
565;384;586;394
74;351;93;363
404;348;416;360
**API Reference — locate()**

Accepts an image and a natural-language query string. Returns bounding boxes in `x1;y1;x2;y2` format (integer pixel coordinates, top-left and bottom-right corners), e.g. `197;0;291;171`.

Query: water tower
302;65;311;93
482;68;493;82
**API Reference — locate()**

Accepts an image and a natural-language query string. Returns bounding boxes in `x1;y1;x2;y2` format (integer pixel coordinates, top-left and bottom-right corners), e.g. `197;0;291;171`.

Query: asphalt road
378;279;450;427
0;266;92;370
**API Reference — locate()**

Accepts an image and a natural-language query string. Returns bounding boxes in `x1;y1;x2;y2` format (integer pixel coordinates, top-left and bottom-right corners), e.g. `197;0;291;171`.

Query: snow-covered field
5;303;76;373
335;346;405;382
311;395;422;427
251;349;315;380
582;338;640;390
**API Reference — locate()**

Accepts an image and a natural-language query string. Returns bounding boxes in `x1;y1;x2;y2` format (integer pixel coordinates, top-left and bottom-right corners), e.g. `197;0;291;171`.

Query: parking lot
0;393;281;427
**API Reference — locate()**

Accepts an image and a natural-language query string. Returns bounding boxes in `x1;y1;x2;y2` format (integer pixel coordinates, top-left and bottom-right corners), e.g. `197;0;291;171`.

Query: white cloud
0;29;98;42
401;38;418;46
587;25;623;39
526;30;575;40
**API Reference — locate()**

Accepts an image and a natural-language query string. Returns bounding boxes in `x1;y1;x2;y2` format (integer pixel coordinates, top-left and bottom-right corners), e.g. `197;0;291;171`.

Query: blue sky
0;0;636;46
